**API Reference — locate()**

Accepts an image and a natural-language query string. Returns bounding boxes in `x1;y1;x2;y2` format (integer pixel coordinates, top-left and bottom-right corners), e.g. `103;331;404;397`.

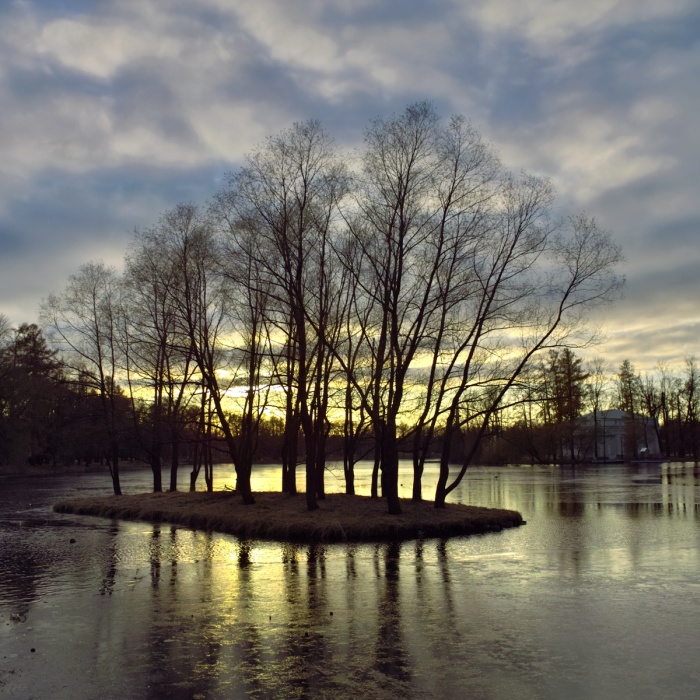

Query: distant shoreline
0;461;151;478
54;491;525;543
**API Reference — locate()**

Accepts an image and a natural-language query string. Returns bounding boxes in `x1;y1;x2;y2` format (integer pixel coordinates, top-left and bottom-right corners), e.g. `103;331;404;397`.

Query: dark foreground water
1;462;699;699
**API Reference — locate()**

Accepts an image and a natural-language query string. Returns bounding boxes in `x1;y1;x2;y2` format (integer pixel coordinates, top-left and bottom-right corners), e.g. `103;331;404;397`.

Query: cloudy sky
1;0;698;373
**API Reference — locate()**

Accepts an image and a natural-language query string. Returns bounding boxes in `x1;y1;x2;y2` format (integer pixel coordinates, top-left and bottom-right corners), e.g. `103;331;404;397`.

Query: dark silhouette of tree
122;227;198;492
215;120;348;510
616;359;642;459
336;103;503;512
681;358;700;458
42;262;125;494
213;207;274;496
538;349;589;462
433;210;623;507
0;324;63;465
639;371;663;458
28;101;625;509
145;203;261;504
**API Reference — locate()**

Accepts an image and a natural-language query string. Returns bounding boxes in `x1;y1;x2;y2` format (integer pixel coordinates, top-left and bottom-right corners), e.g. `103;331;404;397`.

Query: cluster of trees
489;354;700;464
0;318;291;477
0;321;66;466
2;103;624;511
618;358;700;460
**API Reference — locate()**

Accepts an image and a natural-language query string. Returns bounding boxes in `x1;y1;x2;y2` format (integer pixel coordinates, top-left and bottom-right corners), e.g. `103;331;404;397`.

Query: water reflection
99;523;118;596
2;464;700;698
78;530;478;697
374;542;410;684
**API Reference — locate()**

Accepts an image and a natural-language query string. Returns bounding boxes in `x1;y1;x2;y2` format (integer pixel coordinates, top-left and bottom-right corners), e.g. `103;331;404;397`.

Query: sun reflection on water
2;463;700;698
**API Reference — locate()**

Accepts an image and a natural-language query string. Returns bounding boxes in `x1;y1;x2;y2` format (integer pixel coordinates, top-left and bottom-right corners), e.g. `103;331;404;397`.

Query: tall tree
147;203;263;504
42;262;125;494
122;232;197;492
215;213;274;496
540;349;589;462
0;324;63;465
681;357;700;458
433;209;623;506
616;359;641;459
215;120;348;511
338;103;501;512
657;363;681;457
585;357;611;460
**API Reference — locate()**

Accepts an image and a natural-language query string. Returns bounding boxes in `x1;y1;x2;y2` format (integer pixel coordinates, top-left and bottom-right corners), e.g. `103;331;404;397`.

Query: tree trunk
169;431;179;492
109;440;121;496
150;452;162;493
381;426;402;515
434;412;456;509
204;443;213;493
282;415;299;494
189;440;200;492
314;428;327;500
371;424;382;498
303;427;319;511
412;459;424;502
236;458;256;505
344;454;355;496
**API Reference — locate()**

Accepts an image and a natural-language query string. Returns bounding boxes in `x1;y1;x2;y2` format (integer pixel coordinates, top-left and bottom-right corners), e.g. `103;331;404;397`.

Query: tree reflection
99;522;119;595
149;524;161;588
374;542;412;683
142;525;219;700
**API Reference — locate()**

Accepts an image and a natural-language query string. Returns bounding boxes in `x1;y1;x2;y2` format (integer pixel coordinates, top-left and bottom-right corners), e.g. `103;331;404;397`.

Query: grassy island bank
54;491;524;543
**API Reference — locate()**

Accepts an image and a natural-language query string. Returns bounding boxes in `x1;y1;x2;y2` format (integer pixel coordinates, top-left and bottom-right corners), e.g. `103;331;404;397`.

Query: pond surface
1;461;700;699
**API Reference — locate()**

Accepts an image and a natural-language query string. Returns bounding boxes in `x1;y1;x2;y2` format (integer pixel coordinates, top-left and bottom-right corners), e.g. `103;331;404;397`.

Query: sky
0;0;698;374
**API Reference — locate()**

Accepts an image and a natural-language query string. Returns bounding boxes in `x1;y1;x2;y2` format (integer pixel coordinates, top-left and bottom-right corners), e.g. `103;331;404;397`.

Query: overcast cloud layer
1;0;698;372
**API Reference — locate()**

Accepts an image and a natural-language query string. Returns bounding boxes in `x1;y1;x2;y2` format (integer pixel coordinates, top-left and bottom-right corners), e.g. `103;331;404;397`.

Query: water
1;462;699;699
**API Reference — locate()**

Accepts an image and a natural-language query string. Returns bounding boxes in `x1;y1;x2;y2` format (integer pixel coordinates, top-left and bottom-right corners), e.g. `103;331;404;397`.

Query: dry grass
54;491;524;543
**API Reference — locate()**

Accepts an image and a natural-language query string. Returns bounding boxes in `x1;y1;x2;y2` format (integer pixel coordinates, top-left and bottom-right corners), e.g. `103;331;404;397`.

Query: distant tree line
482;353;700;464
0;320;291;473
3;323;697;481
1;103;624;511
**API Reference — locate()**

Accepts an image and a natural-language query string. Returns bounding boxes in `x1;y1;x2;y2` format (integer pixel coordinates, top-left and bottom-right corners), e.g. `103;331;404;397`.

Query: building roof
579;409;654;423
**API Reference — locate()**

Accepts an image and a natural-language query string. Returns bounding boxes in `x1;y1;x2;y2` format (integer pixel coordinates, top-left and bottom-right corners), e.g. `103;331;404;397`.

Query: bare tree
433;210;623;507
34;103;624;510
0;314;11;344
656;363;679;457
360;103;445;512
681;357;700;458
319;104;623;511
337;103;502;513
585;357;611;460
42;262;124;495
215;120;348;510
146;204;259;503
121;231;198;492
213;212;275;495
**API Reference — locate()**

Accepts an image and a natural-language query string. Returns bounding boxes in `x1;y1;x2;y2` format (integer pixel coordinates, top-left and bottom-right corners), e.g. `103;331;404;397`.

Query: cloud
0;0;478;184
0;0;698;376
37;18;188;81
2;10;264;177
0;162;225;322
463;0;696;57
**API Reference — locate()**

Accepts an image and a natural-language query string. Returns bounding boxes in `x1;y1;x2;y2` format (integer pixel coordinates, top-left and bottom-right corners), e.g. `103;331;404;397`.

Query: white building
577;409;660;462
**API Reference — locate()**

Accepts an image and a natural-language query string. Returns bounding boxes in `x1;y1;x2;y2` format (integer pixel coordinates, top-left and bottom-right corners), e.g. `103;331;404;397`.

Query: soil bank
54;491;525;543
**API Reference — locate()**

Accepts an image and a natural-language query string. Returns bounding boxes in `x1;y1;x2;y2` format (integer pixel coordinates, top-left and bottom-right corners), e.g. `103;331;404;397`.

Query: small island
54;491;524;543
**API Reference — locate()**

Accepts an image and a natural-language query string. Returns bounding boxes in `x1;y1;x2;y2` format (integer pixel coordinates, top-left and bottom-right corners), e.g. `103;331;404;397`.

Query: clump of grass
54;491;524;543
